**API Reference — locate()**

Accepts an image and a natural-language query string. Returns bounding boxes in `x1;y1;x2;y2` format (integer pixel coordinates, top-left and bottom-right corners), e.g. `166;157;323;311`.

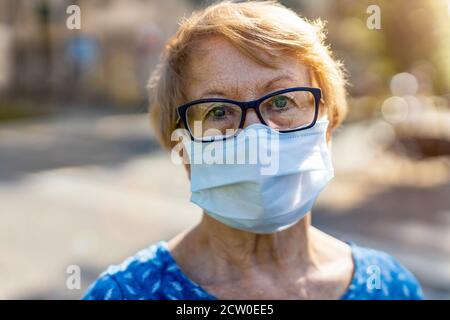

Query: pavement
0;112;449;299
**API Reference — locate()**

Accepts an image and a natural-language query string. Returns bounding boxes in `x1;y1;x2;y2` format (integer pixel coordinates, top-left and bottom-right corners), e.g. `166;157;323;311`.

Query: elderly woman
83;1;423;300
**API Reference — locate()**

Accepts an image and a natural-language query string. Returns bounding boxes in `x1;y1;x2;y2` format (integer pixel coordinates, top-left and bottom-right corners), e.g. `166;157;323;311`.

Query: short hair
148;0;347;149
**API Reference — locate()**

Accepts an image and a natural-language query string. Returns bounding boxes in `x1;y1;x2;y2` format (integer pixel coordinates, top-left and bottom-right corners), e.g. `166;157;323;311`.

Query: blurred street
0;112;449;299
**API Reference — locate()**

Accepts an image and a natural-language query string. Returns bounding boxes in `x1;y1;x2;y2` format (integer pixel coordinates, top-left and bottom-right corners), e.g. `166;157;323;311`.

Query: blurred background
0;0;449;299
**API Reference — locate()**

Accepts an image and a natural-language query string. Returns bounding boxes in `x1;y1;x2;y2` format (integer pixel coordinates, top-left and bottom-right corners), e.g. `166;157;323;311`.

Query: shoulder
343;244;424;300
82;241;170;300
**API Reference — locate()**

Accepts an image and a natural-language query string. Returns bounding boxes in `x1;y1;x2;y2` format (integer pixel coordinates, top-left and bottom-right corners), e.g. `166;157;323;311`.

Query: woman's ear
326;128;332;144
184;163;191;180
169;124;192;180
310;68;327;119
176;142;191;180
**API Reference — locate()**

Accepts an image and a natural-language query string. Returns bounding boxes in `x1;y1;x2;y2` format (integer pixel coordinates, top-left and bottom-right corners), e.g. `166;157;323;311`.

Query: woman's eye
270;96;290;110
206;106;227;119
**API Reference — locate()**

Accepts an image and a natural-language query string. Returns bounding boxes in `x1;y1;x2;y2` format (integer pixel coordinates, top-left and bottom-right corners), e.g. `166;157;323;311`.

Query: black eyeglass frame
176;86;322;142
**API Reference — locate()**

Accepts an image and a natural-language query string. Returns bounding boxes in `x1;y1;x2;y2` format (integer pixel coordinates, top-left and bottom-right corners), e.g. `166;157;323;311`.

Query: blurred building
0;0;193;108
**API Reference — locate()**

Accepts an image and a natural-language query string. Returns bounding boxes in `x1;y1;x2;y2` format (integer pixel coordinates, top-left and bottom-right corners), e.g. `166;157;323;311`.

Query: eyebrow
262;75;295;92
198;74;296;99
199;89;227;98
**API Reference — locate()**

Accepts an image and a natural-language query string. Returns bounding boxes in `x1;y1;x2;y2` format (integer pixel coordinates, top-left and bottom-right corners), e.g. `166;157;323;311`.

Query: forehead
184;36;310;101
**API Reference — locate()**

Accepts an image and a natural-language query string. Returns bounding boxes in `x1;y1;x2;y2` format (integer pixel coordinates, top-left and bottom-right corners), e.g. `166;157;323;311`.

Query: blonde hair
148;0;347;149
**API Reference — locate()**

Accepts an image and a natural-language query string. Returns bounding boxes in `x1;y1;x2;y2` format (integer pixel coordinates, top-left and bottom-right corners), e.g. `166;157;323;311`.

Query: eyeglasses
176;87;321;142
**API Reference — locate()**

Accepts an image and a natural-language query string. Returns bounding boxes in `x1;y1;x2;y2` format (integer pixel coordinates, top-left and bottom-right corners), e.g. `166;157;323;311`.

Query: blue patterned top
82;241;423;300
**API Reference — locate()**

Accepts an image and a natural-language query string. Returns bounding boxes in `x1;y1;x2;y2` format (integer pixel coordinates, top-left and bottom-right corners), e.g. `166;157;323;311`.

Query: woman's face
184;36;313;129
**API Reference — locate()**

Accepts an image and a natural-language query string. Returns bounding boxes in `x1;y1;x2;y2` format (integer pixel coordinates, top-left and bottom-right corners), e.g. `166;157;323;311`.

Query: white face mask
183;119;334;234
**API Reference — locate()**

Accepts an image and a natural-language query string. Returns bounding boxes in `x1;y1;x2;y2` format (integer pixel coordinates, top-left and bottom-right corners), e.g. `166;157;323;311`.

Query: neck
194;212;317;272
